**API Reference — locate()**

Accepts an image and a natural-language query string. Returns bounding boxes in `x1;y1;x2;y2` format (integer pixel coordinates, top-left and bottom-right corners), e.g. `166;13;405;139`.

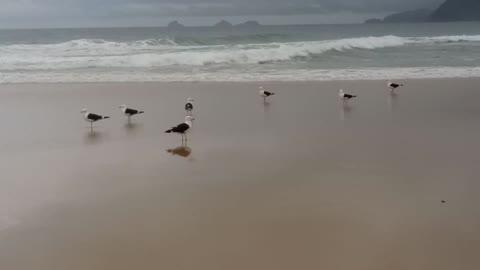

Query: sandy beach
0;79;479;270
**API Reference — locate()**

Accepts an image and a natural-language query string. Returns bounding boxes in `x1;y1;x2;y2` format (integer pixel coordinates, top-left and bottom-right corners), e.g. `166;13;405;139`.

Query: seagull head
185;116;195;122
81;109;88;114
259;86;264;90
339;89;344;94
187;98;194;102
119;104;127;109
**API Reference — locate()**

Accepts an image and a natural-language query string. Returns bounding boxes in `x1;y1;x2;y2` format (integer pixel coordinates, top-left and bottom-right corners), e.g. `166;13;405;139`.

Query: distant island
214;20;234;29
366;0;480;24
236;21;261;28
167;21;185;30
166;20;262;29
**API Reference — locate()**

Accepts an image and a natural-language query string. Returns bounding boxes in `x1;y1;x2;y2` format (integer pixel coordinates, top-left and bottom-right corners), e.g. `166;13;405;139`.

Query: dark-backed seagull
339;89;357;104
119;104;144;123
165;116;195;142
81;109;110;131
259;86;275;103
387;81;404;92
185;98;194;115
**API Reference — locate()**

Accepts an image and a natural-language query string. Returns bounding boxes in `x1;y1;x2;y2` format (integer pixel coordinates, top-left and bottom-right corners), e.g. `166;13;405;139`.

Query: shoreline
2;76;480;86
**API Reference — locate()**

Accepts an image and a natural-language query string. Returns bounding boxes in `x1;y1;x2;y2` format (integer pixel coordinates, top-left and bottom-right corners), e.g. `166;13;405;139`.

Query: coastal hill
366;0;480;23
430;0;480;21
365;9;432;24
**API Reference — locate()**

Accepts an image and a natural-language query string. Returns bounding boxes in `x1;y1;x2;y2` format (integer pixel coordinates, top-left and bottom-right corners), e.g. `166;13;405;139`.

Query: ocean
1;22;480;83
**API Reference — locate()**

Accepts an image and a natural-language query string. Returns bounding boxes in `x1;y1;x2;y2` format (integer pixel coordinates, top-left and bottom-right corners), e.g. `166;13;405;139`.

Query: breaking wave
0;35;479;70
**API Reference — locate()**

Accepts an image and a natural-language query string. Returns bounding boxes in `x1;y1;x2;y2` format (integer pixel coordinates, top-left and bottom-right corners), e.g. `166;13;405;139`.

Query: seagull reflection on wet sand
340;103;353;121
124;122;144;137
166;145;193;158
387;91;399;113
84;130;105;145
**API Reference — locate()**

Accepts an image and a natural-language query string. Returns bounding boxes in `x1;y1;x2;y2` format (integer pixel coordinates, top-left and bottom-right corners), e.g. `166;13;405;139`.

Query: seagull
339;89;357;104
259;86;275;103
185;98;194;115
387;80;404;92
165;116;195;142
119;104;144;123
81;109;110;131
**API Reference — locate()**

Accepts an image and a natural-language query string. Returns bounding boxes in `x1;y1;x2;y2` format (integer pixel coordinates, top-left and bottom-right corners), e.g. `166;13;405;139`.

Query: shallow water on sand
0;79;479;270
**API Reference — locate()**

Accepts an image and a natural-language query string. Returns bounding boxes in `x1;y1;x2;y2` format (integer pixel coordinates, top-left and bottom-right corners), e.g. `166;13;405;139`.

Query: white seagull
339;89;357;104
165;116;195;142
119;104;144;123
185;98;194;115
387;80;404;92
81;109;110;131
259;86;275;103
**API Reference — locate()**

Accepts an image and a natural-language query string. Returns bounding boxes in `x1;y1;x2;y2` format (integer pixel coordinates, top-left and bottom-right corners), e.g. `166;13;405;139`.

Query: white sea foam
1;67;480;83
422;35;480;43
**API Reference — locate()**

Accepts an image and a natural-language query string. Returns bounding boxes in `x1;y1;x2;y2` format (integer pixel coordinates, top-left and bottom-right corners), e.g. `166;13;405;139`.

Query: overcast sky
0;0;443;28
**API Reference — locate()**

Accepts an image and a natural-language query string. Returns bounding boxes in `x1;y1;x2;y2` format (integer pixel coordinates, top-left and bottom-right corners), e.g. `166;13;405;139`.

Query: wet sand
0;79;479;270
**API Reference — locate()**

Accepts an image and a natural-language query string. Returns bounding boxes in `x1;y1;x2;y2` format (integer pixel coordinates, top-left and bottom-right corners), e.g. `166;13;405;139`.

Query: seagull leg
90;122;93;132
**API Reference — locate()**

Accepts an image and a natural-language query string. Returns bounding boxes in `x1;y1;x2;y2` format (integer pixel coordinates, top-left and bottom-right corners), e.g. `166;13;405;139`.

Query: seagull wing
87;113;104;121
264;91;274;96
125;108;139;115
171;123;190;133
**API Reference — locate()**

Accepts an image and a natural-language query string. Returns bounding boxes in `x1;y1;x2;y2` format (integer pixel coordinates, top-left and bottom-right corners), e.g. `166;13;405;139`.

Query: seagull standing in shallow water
339;89;357;105
119;104;144;123
387;80;404;93
165;116;195;143
259;86;275;103
185;98;194;115
81;109;110;131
